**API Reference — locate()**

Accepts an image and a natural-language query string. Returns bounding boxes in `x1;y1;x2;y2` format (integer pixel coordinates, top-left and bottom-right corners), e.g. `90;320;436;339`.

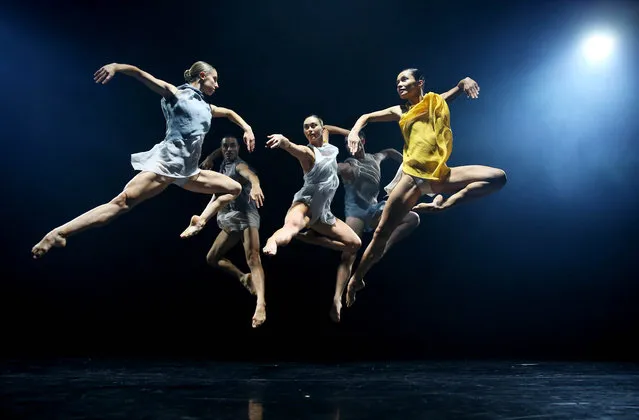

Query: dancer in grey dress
296;125;420;322
32;61;256;259
180;136;267;328
262;115;362;320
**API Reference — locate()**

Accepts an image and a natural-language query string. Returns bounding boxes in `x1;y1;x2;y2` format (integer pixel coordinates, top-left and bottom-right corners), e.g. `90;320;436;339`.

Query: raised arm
324;125;351;137
266;134;315;173
347;105;402;154
236;162;264;208
375;148;403;164
210;106;256;152
439;77;480;102
94;63;177;98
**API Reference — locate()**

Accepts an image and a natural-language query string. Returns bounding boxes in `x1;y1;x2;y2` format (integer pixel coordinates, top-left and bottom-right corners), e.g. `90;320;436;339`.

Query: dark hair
402;68;425;83
305;114;324;127
221;136;238;145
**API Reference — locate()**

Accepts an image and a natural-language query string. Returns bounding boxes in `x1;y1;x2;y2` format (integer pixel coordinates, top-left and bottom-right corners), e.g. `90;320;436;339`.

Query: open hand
266;134;289;149
347;131;361;155
250;185;264;208
94;63;117;84
458;77;480;99
244;129;256;153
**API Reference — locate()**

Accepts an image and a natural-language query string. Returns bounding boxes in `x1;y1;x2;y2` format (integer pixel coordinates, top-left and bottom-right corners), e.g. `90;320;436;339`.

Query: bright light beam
581;32;615;63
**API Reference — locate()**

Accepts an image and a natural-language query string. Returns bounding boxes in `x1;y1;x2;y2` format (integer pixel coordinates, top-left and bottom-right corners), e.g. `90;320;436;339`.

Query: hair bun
183;69;191;81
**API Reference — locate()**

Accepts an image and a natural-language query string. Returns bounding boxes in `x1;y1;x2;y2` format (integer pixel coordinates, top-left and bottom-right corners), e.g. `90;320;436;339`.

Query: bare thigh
431;165;506;195
119;171;174;208
181;170;242;195
345;217;365;239
207;229;242;262
285;202;311;229
311;218;361;248
375;173;422;234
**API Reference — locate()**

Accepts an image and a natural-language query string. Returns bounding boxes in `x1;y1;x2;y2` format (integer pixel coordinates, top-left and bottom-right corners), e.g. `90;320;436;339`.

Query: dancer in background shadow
181;136;266;328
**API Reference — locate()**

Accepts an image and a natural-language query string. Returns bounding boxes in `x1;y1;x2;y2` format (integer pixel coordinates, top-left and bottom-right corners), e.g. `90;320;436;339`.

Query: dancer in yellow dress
345;69;507;306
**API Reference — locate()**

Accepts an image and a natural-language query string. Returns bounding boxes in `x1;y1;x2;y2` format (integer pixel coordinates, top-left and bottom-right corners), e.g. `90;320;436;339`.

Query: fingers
265;138;278;148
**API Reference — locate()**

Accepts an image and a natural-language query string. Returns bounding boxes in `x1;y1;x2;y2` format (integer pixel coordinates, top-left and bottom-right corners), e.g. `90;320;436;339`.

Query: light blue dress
131;84;212;186
292;143;340;226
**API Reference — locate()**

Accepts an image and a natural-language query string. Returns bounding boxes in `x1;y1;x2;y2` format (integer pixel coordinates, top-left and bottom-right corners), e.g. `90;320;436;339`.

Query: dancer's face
199;69;219;96
303;117;324;146
221;137;239;161
396;70;422;100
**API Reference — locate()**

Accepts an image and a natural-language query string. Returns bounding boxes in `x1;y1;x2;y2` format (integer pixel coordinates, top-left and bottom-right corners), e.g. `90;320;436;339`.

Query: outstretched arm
211;106;256;152
236;163;264;208
324;125;351;137
94;63;177;98
347;105;402;154
375;148;403;164
440;77;480;102
266;134;315;173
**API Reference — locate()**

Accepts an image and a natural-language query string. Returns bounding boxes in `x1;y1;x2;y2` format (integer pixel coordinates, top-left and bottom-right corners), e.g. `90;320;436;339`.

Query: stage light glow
581;32;615;63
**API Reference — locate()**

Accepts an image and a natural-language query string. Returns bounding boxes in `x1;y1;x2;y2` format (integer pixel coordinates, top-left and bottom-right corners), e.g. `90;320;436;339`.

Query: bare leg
346;174;421;307
180;170;242;238
31;171;172;259
263;203;310;256
206;230;243;279
242;227;266;328
309;218;362;322
381;211;420;255
295;227;361;252
413;165;507;213
329;217;364;323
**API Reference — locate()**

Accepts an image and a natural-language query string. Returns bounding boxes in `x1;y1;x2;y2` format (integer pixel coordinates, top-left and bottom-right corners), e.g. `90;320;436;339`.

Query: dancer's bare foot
180;215;206;238
239;273;256;295
252;303;266;328
262;238;277;256
329;299;342;323
412;194;445;213
345;277;365;307
31;230;67;259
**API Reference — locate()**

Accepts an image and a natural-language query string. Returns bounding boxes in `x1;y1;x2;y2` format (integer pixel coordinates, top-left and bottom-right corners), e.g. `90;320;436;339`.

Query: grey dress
292;143;340;226
131;84;212;186
216;158;260;232
343;153;386;232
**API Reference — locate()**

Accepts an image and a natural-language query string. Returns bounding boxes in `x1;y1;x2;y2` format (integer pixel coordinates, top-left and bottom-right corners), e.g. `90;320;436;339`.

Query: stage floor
2;359;638;419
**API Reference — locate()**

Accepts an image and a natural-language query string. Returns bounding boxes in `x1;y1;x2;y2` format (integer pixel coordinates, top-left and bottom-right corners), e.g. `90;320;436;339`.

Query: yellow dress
399;92;452;181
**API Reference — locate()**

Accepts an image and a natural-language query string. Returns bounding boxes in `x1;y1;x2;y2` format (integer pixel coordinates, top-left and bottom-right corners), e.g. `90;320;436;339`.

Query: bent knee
345;235;362;252
492;169;507;187
228;180;242;197
110;192;132;212
407;211;420;228
206;253;220;267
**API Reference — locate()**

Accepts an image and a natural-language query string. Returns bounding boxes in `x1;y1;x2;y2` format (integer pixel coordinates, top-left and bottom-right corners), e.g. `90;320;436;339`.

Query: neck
407;91;423;106
189;80;201;91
